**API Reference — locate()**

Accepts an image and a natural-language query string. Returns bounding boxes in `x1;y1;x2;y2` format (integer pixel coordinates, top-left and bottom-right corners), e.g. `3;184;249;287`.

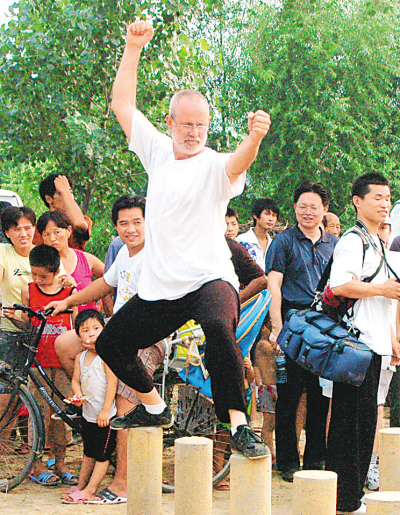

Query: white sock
370;453;378;466
231;427;237;436
143;401;167;415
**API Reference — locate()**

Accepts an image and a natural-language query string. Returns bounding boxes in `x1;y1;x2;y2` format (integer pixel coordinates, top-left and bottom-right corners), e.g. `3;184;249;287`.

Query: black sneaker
110;403;174;430
230;425;270;459
281;468;298;483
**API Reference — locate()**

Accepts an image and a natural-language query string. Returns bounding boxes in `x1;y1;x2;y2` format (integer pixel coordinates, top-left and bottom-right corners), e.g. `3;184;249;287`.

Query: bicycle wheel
162;383;231;493
0;378;44;492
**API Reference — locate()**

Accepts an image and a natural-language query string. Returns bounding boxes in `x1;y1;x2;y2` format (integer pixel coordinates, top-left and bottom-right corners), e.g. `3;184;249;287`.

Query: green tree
244;0;400;226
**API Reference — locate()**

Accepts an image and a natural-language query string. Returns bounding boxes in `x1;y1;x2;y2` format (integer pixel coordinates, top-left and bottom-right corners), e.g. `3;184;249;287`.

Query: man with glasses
265;180;338;481
95;21;271;458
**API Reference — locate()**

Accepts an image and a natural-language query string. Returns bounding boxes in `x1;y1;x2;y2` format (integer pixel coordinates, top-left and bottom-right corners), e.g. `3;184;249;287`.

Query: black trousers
96;279;247;423
326;353;381;512
275;355;330;472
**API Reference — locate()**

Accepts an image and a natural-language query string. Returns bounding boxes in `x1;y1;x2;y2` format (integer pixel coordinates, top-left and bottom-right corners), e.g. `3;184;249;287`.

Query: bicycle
155;324;231;493
0;305;230;494
0;304;81;493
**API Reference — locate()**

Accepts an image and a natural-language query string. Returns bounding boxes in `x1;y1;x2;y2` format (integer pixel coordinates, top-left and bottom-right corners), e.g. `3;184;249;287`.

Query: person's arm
267;270;284;342
3;284;30;330
391;324;400;367
239;275;268;304
111;21;154;139
225;110;271;184
84;252;105;278
45;277;113;315
71;354;83;399
97;362;118;428
331;278;400;300
54;175;88;233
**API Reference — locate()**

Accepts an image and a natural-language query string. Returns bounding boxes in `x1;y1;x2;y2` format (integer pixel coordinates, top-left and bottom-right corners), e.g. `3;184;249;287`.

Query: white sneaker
365;463;380;491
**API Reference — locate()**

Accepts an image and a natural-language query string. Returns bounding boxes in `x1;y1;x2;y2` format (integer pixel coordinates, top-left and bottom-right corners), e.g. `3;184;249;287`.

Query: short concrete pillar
380;428;400;491
230;452;271;515
127;427;163;515
292;470;337;515
365;491;400;514
175;436;212;515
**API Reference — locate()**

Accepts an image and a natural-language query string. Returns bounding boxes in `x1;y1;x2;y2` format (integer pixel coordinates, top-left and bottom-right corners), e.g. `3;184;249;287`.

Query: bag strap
354;221;400;282
315;227;370;293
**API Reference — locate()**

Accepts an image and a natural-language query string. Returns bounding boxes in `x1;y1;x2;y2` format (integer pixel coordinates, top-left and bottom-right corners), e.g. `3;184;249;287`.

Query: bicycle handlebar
9;304;73;320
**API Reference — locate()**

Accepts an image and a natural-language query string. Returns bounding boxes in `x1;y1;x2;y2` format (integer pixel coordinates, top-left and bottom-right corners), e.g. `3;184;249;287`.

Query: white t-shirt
236;228;272;271
330;231;392;355
103;245;143;314
128;110;245;301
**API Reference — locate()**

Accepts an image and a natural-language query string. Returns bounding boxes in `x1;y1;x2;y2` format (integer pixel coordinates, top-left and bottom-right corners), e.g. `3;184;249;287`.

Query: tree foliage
2;0;400;243
244;0;400;225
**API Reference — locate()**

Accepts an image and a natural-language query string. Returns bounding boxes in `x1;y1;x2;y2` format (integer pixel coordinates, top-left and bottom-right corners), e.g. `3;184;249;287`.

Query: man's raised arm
111;21;154;139
226;110;271;184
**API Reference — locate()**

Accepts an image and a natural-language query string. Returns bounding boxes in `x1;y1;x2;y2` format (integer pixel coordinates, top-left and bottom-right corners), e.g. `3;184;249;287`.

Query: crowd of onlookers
1;172;399;511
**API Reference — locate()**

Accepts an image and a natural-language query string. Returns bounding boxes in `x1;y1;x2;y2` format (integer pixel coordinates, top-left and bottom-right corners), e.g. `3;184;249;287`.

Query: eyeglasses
172;120;209;133
296;204;322;214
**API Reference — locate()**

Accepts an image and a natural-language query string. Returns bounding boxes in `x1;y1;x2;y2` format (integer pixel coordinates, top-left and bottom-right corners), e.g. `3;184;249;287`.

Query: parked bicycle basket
178;289;272;399
0;327;39;372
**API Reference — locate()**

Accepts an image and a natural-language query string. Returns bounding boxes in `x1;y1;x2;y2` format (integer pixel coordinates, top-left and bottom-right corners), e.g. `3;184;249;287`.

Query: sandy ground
0;444;293;515
0;469;293;515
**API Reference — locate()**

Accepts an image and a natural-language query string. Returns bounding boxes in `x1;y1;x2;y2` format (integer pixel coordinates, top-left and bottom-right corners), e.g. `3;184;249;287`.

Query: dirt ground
3;409;388;515
0;444;293;515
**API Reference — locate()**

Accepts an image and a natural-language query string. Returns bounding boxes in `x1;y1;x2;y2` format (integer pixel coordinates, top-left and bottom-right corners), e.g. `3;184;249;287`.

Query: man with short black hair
326;172;400;514
266;180;337;482
237;197;279;270
36;174;92;250
225;207;240;240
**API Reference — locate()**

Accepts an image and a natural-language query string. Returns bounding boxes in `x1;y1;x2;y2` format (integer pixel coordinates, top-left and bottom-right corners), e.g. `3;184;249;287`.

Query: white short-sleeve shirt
330;231;392;355
103;245;143;314
129;110;245;301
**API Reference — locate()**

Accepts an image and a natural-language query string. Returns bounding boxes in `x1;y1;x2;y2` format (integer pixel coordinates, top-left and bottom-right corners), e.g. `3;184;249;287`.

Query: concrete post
175;436;213;515
127;427;163;515
380;428;400;491
292;470;337;515
365;492;400;514
230;453;271;515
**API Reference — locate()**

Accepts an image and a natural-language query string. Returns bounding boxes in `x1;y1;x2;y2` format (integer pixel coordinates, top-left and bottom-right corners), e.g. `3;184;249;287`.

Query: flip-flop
46;458;56;470
86;487;127;504
29;471;60;486
61;486;79;501
59;471;79;485
62;489;88;504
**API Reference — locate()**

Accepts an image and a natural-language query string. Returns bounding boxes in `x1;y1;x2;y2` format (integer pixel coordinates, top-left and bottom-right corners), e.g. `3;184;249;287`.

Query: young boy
8;244;78;486
63;309;117;504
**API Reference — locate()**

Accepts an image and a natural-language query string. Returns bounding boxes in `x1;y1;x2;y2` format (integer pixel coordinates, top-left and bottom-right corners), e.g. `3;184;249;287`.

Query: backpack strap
316;226;383;294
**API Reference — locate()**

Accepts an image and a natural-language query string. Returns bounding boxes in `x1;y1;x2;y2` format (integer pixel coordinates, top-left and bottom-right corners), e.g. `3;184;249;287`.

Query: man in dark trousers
266;180;338;481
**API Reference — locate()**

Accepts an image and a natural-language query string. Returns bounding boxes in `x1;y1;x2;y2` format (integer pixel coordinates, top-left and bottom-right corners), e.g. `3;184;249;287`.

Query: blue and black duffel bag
277;309;373;387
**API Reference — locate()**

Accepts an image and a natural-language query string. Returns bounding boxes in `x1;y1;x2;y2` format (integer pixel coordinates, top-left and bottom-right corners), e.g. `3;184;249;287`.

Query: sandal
86;487;127;504
61;486;79;501
29;471;60;486
214;478;230;491
58;471;79;485
62;489;88;504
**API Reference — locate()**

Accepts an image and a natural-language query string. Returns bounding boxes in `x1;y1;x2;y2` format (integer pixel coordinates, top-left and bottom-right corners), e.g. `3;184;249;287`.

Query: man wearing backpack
327;172;400;514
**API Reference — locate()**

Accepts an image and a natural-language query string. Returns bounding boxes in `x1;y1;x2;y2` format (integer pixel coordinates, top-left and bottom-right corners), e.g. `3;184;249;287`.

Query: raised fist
126;21;154;49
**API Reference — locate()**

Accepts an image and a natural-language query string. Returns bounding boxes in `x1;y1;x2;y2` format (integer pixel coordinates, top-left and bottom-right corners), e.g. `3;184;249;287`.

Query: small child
63;309;117;504
6;244;78;486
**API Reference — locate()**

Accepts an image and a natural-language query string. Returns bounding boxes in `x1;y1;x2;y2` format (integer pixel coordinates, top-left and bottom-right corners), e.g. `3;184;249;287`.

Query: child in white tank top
62;309;118;504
